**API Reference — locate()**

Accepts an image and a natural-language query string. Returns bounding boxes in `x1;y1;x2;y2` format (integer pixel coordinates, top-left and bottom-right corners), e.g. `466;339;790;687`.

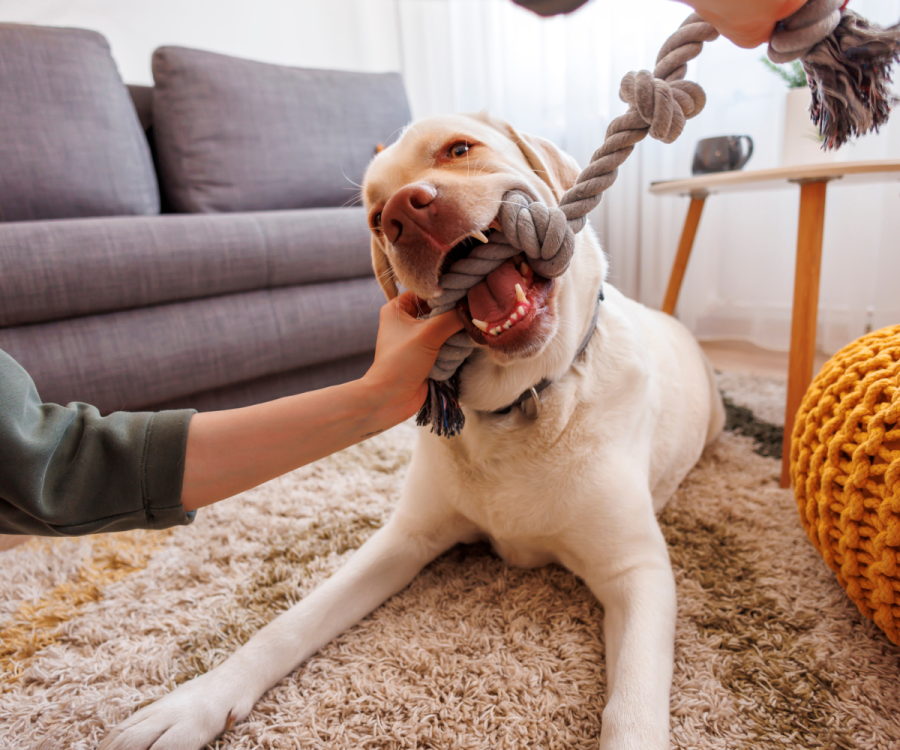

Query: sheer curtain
392;0;900;355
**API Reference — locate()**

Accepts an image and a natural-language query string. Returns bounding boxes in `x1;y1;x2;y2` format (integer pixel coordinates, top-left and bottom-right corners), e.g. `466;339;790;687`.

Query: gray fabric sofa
0;24;411;414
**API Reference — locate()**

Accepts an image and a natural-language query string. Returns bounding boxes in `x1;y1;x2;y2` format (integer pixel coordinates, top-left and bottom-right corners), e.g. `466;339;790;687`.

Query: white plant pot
782;87;835;167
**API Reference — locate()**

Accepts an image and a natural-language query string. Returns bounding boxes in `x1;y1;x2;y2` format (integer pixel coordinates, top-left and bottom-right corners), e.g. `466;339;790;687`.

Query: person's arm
511;0;809;49
0;349;196;536
180;293;462;511
0;293;461;534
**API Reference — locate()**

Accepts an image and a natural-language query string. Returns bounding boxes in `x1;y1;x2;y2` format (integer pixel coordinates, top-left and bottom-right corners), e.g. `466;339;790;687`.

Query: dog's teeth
492;327;502;336
503;321;512;330
510;313;518;322
517;305;526;316
515;284;527;304
520;262;530;276
471;229;489;244
489;220;501;231
472;319;488;332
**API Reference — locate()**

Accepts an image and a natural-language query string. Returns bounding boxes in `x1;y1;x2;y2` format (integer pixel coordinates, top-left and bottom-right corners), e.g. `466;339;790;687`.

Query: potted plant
763;59;834;167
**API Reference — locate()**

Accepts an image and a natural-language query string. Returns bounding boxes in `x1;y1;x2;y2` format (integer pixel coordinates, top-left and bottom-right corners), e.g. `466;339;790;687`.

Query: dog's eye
371;212;382;230
448;142;470;158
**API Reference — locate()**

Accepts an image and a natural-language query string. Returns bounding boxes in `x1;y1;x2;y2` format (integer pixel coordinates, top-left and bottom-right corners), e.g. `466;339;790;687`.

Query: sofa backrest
0;23;160;223
0;26;412;221
150;47;411;214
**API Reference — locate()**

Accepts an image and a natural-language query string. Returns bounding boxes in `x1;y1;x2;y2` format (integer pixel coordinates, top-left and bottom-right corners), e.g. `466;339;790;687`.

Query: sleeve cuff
141;409;197;529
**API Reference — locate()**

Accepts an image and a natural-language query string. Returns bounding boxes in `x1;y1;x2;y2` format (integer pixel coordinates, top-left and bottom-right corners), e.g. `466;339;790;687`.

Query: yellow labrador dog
103;113;724;750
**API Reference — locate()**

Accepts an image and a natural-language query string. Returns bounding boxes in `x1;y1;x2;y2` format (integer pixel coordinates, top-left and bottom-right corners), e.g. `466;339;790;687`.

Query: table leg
781;180;828;488
662;193;707;315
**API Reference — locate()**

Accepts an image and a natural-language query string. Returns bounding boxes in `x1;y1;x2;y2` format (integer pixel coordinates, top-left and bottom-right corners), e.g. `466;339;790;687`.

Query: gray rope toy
418;0;900;437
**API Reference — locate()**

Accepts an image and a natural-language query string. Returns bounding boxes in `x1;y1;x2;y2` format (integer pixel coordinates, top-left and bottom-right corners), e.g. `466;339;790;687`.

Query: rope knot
619;71;706;144
768;0;843;63
498;190;576;278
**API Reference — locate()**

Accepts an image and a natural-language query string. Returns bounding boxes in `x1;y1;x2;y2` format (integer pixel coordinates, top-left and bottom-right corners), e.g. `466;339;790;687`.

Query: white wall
0;0;402;83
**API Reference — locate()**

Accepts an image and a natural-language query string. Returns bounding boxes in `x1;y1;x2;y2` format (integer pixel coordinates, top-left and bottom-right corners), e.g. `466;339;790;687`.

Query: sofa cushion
151;46;411;213
0;207;374;328
0;279;382;413
0;23;160;222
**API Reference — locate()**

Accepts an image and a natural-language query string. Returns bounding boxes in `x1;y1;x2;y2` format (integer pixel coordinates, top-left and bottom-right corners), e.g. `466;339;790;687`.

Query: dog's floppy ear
472;112;580;201
371;235;398;300
512;129;581;202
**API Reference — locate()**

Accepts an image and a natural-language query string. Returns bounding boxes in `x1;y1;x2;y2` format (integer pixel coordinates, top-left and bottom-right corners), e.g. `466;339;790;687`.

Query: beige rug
2;373;899;750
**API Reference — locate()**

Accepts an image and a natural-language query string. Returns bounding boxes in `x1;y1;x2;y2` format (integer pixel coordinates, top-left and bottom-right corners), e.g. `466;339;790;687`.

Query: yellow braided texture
791;324;900;645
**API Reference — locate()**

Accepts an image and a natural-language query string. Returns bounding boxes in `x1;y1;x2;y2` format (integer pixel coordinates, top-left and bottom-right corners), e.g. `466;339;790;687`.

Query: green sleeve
0;348;197;536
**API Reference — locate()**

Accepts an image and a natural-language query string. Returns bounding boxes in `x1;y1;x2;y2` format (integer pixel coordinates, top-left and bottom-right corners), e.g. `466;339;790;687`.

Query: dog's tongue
467;259;524;323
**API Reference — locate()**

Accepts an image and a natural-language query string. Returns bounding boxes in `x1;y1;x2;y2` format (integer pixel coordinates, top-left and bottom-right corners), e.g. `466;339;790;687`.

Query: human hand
362;292;465;424
683;0;809;48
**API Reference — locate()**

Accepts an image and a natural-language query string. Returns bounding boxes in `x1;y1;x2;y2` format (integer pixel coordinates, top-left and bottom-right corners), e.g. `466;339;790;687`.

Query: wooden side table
650;160;900;488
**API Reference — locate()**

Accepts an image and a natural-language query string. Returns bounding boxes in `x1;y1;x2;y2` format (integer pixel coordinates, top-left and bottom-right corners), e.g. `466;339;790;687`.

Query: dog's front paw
99;673;253;750
599;699;669;750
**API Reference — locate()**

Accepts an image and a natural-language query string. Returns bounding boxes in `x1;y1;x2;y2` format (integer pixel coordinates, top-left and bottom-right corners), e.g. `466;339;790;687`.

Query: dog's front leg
101;493;471;750
578;506;677;750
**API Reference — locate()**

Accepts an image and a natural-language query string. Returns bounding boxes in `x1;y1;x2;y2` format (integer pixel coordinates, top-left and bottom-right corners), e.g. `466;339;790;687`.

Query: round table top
649;159;900;197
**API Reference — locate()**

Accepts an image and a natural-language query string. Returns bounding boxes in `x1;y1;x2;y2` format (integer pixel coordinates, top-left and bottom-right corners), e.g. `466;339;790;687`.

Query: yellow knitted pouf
791;325;900;645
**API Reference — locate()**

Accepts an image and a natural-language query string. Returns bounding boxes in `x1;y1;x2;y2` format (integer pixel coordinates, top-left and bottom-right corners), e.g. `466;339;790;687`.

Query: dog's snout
382;183;438;244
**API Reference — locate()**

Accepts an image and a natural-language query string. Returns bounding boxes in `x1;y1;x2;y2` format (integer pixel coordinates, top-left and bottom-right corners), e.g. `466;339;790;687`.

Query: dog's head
363;113;605;388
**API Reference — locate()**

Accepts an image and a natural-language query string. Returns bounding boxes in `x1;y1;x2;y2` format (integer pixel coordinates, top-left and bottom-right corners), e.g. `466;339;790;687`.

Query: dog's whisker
386;123;408;143
460;160;488;203
340;166;364;190
376;267;397;284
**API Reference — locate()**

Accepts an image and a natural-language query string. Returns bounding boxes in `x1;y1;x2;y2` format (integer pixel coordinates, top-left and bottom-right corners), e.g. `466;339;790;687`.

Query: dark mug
692;135;754;175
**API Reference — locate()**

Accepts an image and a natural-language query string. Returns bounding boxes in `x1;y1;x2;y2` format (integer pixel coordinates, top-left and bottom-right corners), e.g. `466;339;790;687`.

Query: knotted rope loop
417;4;900;436
768;0;843;64
499;191;576;275
655;14;721;80
767;2;900;148
620;71;679;143
430;331;477;381
424;12;719;389
618;71;708;143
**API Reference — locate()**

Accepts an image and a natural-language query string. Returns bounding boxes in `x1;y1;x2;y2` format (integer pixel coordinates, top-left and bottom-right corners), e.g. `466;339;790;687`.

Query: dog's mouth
440;223;554;349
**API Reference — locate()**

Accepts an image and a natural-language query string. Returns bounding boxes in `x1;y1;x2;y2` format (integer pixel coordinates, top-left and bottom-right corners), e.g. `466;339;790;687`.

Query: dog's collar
489;286;604;418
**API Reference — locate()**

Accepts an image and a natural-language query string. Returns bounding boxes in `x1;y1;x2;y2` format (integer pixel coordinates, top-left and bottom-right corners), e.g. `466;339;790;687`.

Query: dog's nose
382;183;438;244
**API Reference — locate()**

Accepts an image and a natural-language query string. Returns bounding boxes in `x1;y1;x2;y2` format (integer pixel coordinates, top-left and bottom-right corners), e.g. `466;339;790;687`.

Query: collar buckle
488;284;604;420
521;386;542;420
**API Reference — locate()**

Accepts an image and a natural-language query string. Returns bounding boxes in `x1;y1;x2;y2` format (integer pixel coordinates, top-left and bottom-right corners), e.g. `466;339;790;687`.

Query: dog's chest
451;461;571;568
436;406;596;554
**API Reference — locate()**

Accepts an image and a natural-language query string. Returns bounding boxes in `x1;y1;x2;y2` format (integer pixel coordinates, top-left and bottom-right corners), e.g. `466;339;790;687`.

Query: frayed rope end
805;12;900;150
416;375;465;438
